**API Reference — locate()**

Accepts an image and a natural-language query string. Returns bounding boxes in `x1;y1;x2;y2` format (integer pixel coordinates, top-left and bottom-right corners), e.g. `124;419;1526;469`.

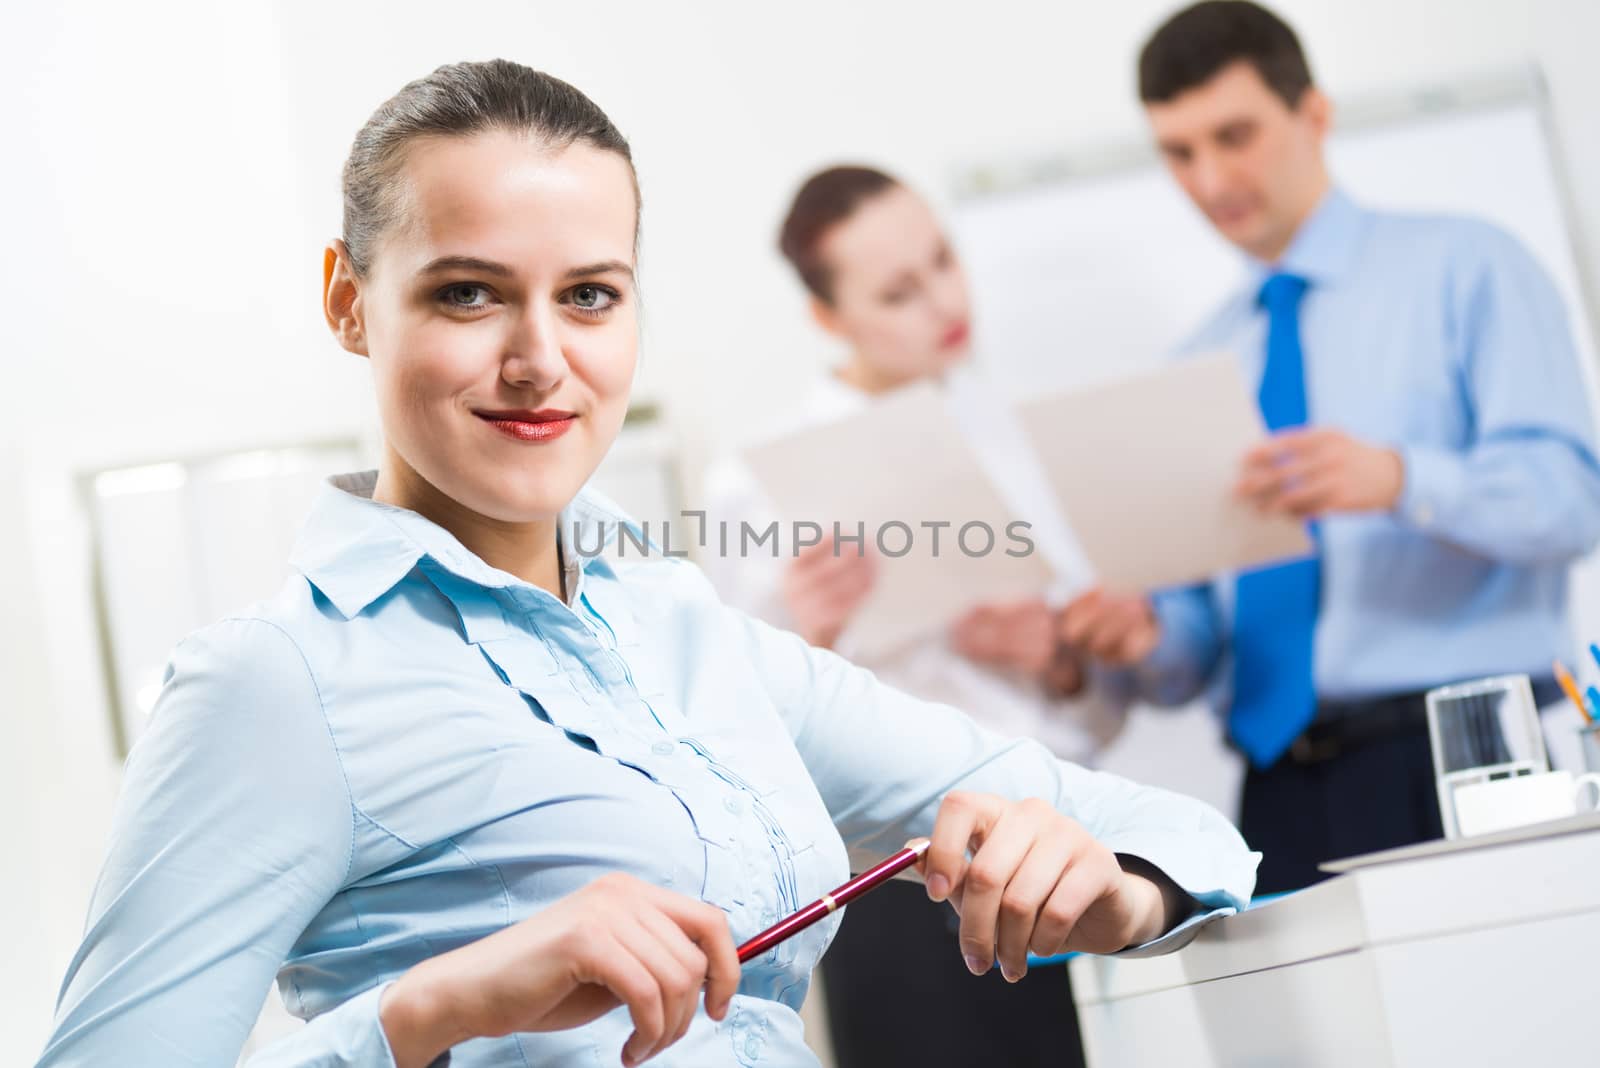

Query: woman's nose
500;307;568;392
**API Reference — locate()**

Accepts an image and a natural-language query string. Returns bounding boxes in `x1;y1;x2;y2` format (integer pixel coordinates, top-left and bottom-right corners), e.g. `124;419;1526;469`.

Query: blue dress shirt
1137;189;1600;711
40;472;1256;1068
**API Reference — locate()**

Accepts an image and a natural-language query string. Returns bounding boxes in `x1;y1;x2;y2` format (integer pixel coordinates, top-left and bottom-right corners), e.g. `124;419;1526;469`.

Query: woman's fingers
993;826;1076;981
792;583;871;638
787;548;875;630
810;564;875;609
953;799;1043;977
586;931;667;1067
1028;856;1113;957
632;909;710;1051
445;873;743;1066
566;881;740;1066
924;790;987;908
648;890;740;1022
924;796;1161;984
791;538;875;583
612;916;696;1064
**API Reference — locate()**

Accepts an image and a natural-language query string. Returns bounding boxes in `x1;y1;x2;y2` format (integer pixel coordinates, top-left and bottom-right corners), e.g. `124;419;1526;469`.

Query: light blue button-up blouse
40;472;1256;1067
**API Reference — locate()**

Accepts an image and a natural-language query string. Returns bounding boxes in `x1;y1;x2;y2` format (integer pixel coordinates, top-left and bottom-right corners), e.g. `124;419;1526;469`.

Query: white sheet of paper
741;380;1056;659
942;362;1096;601
1017;352;1312;591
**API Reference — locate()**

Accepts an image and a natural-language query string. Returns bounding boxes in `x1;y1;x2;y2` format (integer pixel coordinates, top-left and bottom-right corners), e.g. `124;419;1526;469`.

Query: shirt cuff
1129;609;1204;706
1094;832;1259;958
1112;904;1236;958
1107;844;1254;959
1397;443;1467;534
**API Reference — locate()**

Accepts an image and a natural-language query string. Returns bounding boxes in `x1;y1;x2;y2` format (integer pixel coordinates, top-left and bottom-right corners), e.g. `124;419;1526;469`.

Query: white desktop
1070;814;1600;1067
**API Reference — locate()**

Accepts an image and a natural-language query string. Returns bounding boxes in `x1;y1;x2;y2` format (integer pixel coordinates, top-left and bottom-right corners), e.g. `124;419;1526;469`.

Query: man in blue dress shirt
1065;0;1600;892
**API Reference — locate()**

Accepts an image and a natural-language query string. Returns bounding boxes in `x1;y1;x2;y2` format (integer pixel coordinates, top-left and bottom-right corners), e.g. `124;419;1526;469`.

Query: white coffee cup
1452;770;1600;838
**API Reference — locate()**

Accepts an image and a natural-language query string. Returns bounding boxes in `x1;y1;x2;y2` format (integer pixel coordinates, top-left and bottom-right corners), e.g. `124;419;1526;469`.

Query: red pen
737;838;932;963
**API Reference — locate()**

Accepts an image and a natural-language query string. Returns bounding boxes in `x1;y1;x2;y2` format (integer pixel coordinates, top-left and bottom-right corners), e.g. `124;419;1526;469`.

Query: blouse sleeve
732;607;1259;954
38;618;399;1067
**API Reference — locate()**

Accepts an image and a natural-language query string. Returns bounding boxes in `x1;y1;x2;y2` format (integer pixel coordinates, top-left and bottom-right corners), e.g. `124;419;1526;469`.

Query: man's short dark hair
1139;1;1314;108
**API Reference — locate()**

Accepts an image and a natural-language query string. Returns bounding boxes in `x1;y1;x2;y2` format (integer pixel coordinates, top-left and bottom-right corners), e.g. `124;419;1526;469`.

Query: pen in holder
1580;720;1600;775
1426;674;1550;840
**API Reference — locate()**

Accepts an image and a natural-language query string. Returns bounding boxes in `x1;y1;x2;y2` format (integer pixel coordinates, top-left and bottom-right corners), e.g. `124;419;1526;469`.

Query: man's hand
1060;589;1162;667
1236;428;1404;518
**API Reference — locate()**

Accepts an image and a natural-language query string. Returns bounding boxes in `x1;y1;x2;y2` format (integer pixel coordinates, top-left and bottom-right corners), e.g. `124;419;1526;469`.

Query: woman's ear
323;240;369;357
808;295;844;339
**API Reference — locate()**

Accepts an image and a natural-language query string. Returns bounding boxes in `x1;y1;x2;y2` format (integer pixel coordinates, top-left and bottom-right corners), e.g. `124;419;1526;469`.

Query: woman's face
815;185;973;386
329;132;638;524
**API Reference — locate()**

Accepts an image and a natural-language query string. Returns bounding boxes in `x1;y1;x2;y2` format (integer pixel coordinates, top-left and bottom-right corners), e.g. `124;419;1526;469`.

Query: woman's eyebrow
418;255;513;277
563;260;634;282
415;256;633;282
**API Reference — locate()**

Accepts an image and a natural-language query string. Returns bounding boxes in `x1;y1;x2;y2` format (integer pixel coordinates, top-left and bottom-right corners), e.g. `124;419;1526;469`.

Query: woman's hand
781;537;876;649
950;599;1059;678
379;873;740;1068
919;792;1188;981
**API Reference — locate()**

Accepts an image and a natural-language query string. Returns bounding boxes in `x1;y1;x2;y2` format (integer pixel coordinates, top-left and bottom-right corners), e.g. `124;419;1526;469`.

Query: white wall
4;1;1597;1060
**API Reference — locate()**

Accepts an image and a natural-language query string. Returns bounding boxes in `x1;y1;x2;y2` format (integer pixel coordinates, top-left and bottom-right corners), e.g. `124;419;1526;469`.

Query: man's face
1145;60;1331;261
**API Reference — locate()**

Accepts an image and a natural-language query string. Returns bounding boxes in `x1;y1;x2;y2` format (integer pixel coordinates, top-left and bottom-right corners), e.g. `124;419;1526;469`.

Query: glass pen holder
1580;721;1600;775
1426;674;1550;840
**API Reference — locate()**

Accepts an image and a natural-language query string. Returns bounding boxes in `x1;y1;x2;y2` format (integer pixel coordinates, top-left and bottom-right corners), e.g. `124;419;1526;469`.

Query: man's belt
1283;677;1562;766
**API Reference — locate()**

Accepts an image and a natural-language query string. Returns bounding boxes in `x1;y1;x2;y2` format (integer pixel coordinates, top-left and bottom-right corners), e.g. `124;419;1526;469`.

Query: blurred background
4;1;1599;1062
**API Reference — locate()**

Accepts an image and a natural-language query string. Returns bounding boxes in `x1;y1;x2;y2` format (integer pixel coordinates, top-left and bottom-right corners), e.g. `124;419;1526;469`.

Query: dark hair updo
341;59;638;277
777;165;900;303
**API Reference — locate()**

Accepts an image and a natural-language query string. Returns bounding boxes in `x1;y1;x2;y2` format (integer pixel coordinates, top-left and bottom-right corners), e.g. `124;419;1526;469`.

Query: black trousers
819;879;1086;1068
1240;714;1444;895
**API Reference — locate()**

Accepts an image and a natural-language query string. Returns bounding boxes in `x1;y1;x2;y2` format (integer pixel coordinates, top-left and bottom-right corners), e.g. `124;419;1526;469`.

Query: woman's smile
473;407;579;443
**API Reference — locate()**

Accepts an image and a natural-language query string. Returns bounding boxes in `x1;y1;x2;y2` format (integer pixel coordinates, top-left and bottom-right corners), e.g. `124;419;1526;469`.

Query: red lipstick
474;408;577;443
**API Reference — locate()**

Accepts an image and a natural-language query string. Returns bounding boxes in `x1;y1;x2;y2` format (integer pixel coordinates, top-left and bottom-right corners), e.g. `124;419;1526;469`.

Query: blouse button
723;795;745;815
652;740;675;756
743;1035;762;1059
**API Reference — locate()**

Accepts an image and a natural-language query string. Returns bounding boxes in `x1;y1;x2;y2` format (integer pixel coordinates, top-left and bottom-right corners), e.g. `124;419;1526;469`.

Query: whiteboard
950;72;1600;789
952;77;1598;399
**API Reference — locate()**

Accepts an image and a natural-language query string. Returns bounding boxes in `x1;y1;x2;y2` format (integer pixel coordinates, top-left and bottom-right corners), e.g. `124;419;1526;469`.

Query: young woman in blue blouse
39;60;1256;1068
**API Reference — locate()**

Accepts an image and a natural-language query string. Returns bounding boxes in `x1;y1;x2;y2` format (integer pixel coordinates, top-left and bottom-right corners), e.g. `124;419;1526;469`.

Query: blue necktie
1230;273;1320;769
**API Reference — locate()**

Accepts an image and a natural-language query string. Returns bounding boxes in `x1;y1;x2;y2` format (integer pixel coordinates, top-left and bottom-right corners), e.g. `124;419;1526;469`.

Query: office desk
1070;815;1600;1067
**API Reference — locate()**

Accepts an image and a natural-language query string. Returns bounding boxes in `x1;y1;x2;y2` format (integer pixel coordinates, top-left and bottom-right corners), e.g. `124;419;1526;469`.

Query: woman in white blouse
701;166;1130;1068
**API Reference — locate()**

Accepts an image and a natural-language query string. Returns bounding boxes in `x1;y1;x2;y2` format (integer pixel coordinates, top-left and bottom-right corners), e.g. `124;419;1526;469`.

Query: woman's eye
569;284;615;311
441;284;491;308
